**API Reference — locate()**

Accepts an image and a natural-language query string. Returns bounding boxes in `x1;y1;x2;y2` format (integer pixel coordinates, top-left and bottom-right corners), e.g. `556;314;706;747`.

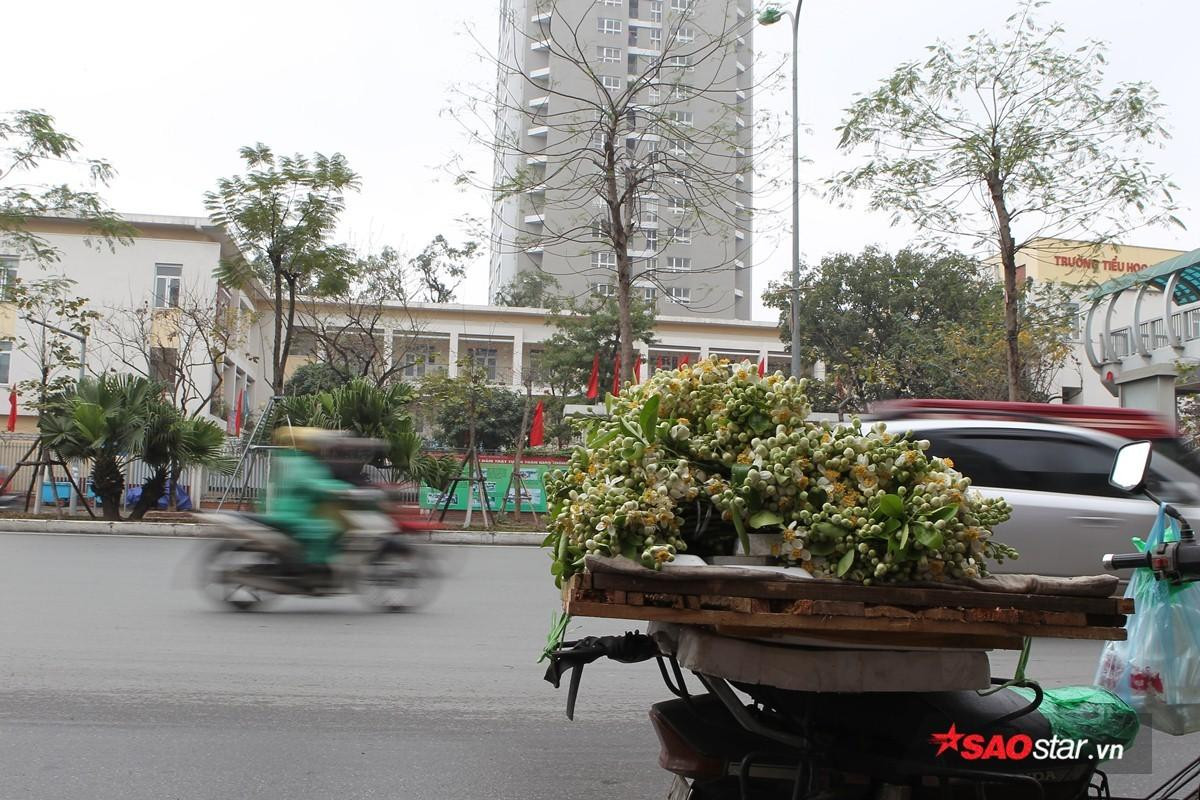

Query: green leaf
882;517;902;534
639;394;660;440
732;511;750;555
915;525;943;551
899;522;909;550
618;417;643;443
589;428;618;449
877;494;904;518
621;540;638;560
540;532;555;548
836;549;855;577
927;504;959;522
807;540;837;556
550;560;564;576
748;412;772;435
749;511;784;529
732;464;751;487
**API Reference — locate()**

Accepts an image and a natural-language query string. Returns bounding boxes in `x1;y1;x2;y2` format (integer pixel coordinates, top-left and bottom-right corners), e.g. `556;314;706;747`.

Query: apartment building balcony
529;66;550;81
526;124;548;138
735;116;746;129
734;259;746;270
530;39;550;51
530;11;551;24
527;155;547;166
735;229;746;241
736;61;747;74
629;46;660;57
524;210;546;225
528;95;549;109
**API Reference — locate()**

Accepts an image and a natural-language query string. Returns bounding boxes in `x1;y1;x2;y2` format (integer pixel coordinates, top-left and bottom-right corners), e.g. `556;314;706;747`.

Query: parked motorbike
544;440;1200;799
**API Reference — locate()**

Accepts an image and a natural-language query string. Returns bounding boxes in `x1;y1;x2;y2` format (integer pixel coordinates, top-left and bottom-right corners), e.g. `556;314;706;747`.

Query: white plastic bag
1096;505;1200;735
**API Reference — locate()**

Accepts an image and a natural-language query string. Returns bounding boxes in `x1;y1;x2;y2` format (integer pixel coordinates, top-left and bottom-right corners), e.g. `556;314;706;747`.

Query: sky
6;0;1197;321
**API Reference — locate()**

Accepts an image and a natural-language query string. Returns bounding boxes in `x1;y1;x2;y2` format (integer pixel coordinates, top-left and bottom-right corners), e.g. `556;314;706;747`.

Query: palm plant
39;375;160;520
128;406;236;519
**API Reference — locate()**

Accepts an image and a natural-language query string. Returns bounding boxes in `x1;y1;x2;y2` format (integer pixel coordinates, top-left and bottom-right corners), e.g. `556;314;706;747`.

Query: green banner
419;461;554;512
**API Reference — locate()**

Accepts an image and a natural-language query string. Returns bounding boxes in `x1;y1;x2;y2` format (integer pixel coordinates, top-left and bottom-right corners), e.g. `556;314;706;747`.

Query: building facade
490;0;756;319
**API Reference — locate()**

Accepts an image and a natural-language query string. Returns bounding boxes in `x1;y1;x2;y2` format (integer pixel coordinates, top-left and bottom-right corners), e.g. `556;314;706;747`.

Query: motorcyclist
262;426;355;580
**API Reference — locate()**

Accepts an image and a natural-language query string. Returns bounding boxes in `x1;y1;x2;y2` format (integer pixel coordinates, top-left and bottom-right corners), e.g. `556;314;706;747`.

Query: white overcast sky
7;0;1196;321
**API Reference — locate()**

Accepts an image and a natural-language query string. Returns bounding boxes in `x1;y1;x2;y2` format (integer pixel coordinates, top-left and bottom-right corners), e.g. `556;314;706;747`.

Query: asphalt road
0;533;1196;799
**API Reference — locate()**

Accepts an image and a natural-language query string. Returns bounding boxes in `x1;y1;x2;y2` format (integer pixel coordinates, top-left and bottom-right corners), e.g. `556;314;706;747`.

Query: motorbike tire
357;542;439;613
202;540;282;612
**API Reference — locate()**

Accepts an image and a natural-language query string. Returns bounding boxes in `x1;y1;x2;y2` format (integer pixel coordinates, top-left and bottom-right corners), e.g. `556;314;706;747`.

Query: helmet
272;426;341;453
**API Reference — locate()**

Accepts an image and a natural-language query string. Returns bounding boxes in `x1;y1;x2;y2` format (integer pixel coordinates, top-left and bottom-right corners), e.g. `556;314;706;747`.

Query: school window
0;256;17;301
592;251;617;270
597;46;621;63
666;256;691;272
602;75;622;92
149;347;178;385
0;340;11;384
591;283;616;298
598;18;622;34
468;347;499;382
640;286;658;303
667;286;691;304
670;226;691;244
154;263;182;308
403;343;445;379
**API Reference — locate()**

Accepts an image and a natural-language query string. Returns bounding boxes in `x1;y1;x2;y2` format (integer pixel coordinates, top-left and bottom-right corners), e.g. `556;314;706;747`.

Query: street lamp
758;2;804;380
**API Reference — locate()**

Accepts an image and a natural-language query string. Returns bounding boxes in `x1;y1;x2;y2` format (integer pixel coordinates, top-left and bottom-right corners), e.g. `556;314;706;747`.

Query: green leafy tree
0;109;131;264
494;271;559;308
130;407;235;518
8;275;98;404
38;375;160;520
764;247;1071;407
284;362;346;396
205;143;360;395
417;363;525;452
829;2;1181;401
538;295;657;400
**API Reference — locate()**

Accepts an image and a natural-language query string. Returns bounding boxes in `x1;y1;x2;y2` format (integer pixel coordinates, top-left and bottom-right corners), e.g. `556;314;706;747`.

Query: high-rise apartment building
490;0;755;319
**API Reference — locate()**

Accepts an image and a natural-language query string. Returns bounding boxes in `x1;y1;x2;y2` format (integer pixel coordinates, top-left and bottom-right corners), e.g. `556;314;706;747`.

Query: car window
922;431;1122;497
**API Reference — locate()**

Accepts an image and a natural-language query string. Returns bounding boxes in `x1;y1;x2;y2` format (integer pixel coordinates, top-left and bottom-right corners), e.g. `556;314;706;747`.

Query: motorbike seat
236;512;301;537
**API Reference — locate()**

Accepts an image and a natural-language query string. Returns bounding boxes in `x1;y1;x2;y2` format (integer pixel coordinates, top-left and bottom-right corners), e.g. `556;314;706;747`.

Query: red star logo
930;724;964;756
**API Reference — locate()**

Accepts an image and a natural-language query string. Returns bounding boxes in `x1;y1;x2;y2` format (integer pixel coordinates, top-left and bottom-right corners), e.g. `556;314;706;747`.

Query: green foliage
130;407;237;518
538;295;657;399
829;1;1181;399
38;375;161;519
494;271;560;308
284;362;346;396
407;233;481;303
205;143;360;394
7;275;99;403
418;366;526;451
273;378;456;485
0;109;133;264
762;247;1072;406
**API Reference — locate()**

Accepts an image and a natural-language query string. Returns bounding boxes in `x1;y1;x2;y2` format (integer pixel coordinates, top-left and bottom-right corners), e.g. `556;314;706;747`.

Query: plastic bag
1010;686;1138;755
1095;504;1200;735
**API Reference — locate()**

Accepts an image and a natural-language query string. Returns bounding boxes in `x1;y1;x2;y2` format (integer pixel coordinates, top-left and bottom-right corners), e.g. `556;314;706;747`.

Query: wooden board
588;571;1133;616
565;573;1128;648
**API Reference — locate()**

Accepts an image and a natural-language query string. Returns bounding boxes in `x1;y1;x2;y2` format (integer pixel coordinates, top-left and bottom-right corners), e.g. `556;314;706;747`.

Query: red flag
633;354;643;384
586;353;600;401
679;355;689;367
234;389;244;437
529;400;545;447
612;354;622;396
758;358;766;378
6;388;16;432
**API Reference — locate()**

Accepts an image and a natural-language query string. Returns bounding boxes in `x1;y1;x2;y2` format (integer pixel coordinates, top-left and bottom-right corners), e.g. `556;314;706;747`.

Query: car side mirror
1110;440;1153;494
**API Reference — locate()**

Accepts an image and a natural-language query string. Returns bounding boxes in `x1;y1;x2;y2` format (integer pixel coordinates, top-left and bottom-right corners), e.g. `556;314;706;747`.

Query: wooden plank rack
564;571;1131;651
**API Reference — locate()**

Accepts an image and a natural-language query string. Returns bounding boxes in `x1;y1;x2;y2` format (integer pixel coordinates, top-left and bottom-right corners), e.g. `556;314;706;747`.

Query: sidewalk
0;517;546;546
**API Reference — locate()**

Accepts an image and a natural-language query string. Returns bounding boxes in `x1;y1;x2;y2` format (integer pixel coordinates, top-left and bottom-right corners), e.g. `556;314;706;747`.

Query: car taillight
649;707;725;780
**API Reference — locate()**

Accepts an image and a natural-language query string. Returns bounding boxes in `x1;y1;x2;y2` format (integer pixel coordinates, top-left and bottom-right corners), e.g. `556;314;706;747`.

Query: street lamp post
758;2;804;380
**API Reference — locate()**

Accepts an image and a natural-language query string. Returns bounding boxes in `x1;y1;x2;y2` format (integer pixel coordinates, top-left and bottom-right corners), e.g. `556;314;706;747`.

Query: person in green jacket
262;426;354;573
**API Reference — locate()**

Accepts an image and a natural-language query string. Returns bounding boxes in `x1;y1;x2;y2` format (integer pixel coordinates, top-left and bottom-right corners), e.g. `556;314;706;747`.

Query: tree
494;270;559;308
455;1;776;382
829;2;1181;401
0;109;131;264
763;247;1072;408
295;234;481;387
284;362;346;396
418;364;526;452
129;407;234;518
38;375;160;520
7;275;98;404
94;284;254;417
205;144;360;396
538;294;657;400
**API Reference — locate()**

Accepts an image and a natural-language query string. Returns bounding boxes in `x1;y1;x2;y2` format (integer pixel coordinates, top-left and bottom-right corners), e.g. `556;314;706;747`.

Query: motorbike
544;440;1200;799
200;437;441;613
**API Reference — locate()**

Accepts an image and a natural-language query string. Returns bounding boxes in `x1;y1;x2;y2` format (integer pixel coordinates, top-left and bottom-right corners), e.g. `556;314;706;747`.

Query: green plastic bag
1011;686;1139;757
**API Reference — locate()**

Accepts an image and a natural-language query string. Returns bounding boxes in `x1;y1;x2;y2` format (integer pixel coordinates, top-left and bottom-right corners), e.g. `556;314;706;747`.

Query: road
0;533;1196;799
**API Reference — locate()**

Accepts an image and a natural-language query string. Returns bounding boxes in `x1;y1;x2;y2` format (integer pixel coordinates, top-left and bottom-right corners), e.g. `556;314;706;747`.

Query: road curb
0;517;547;545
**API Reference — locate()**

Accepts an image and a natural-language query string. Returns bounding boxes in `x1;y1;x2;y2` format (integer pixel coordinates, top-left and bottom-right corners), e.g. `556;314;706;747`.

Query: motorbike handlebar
1104;552;1152;571
1104;539;1200;585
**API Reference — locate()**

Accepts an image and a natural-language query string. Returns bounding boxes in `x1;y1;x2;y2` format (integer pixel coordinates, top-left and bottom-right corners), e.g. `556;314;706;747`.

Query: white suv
875;419;1200;577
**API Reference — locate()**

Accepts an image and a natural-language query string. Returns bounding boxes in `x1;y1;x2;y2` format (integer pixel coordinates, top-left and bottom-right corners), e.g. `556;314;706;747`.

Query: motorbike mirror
1110;440;1153;494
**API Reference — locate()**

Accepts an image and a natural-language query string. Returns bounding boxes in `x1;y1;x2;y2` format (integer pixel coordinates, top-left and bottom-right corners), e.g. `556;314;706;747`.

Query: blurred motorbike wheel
357;542;439;613
202;540;282;612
